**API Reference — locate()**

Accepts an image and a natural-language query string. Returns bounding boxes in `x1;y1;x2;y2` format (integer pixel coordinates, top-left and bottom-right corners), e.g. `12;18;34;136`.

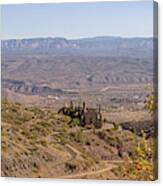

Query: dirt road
60;163;118;179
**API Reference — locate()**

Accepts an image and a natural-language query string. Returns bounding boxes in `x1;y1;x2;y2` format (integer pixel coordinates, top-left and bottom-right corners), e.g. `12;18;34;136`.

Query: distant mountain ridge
2;36;153;57
2;36;154;107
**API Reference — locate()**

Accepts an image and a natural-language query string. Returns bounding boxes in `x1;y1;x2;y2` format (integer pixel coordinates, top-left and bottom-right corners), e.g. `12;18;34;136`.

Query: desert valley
1;36;157;180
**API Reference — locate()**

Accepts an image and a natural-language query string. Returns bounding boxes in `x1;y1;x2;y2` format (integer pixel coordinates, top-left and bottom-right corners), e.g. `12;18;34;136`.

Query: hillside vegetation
1;101;156;180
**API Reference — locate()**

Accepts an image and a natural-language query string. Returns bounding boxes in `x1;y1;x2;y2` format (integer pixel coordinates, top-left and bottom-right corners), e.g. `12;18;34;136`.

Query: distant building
58;101;102;128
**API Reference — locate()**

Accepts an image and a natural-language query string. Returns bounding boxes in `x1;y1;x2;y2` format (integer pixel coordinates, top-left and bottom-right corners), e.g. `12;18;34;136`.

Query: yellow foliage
144;92;157;113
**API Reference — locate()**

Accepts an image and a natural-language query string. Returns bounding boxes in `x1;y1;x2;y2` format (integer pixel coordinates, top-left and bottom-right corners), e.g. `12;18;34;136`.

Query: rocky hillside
1;102;155;179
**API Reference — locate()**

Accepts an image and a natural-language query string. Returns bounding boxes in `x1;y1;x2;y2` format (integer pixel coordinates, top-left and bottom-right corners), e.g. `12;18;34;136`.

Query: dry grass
1;101;156;180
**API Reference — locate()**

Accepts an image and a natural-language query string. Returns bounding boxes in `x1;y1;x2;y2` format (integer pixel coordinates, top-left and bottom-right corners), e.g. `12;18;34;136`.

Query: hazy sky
1;1;153;39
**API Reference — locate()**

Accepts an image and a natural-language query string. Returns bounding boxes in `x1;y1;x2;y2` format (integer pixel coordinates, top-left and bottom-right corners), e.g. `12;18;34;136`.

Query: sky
1;1;154;39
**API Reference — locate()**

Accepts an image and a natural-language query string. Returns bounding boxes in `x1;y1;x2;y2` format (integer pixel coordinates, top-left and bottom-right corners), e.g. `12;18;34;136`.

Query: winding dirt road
60;162;119;179
60;144;124;179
